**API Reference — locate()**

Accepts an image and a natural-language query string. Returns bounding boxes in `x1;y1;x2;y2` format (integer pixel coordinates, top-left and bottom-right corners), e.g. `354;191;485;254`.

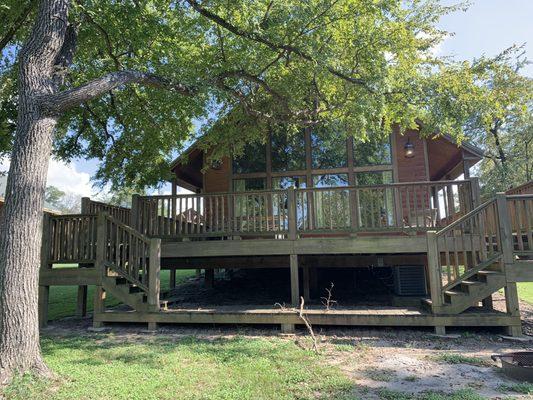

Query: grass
498;382;533;395
378;389;486;400
431;353;489;367
518;282;533;304
2;334;353;400
48;265;195;320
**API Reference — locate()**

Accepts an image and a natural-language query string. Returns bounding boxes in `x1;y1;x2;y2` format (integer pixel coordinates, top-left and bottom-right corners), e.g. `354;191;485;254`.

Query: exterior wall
394;129;429;183
203;156;231;193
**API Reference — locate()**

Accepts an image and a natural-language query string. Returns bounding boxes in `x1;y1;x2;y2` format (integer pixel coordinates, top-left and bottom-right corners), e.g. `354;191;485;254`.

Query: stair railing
95;213;161;311
426;197;503;308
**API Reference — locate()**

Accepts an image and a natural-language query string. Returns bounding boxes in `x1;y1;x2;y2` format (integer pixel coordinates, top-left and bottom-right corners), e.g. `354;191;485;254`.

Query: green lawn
48;266;195;320
518;282;533;304
3;335;353;400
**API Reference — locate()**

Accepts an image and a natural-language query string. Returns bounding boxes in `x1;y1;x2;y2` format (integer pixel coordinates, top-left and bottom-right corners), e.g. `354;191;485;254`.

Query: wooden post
205;268;214;288
93;286;106;328
426;231;443;309
169;269;176;289
303;265;310;301
131;194;140;231
80;197;91;213
93;212;107;327
470;177;481;208
287;187;297;240
148;238;161;313
76;285;88;317
77;200;91;318
290;254;299;306
495;193;514;266
504;282;522;336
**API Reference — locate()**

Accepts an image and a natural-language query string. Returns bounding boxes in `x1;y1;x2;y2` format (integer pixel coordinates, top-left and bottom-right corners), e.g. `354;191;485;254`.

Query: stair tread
461;280;482;285
444;290;466;296
477;270;503;275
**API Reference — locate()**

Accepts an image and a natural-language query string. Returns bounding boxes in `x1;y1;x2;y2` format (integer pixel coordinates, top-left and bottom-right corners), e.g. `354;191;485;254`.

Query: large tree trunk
0;0;69;383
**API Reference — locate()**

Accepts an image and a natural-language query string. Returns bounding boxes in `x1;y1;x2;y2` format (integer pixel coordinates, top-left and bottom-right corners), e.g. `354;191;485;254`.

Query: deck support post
434;326;446;335
280;323;295;334
426;231;443;311
170;269;176;289
205;268;215;288
303;265;310;301
92;286;105;328
93;212;107;328
38;286;49;328
290;254;299;307
148;238;161;312
76;285;88;317
504;282;522;336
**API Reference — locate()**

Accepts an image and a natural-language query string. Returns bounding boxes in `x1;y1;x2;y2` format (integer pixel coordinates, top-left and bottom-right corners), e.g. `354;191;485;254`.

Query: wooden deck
36;182;533;336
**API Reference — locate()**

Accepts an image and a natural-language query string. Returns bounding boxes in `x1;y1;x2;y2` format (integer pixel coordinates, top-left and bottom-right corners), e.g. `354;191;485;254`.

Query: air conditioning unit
393;265;427;296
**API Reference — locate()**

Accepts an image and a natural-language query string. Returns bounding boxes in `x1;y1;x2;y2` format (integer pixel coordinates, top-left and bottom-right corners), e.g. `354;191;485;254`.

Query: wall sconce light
211;159;222;170
404;138;415;158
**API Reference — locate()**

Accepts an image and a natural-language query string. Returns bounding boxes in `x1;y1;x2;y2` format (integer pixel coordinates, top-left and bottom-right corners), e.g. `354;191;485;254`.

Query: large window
354;136;392;166
271;130;306;172
313;174;349;187
233;178;266;192
311;127;347;169
272;176;307;189
356;171;393;186
356;171;394;228
232;143;266;174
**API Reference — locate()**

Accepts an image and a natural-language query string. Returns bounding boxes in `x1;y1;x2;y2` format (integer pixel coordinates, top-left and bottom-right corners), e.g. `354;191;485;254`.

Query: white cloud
0;157;96;198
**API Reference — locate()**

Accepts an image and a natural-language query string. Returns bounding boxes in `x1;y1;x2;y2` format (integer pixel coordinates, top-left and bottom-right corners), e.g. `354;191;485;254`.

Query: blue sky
2;0;532;198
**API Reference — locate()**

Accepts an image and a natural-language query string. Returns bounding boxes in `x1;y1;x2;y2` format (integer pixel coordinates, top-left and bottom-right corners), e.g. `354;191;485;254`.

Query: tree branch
0;0;37;52
41;70;196;114
185;0;370;89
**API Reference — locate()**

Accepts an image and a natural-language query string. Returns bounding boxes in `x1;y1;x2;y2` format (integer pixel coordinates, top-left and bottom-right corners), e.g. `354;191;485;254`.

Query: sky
1;0;532;200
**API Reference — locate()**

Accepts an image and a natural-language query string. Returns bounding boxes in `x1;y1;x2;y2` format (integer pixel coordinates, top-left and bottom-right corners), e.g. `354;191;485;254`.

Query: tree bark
0;0;69;383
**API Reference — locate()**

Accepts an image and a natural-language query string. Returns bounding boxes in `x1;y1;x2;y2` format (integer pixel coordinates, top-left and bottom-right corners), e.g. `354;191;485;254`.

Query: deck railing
81;198;131;225
98;214;157;294
132;180;473;238
44;214;98;264
507;194;533;255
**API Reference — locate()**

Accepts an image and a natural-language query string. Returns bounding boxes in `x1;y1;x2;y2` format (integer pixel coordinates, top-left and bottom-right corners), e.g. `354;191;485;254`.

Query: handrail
134;180;473;238
436;198;496;237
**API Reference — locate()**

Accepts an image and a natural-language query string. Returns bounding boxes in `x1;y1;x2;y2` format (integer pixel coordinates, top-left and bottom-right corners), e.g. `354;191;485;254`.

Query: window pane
233;178;266;192
272;176;307;189
311;127;347;169
271;130;306;172
356;171;395;228
356;171;393;186
232;143;266;173
354;136;392;166
313;174;349;187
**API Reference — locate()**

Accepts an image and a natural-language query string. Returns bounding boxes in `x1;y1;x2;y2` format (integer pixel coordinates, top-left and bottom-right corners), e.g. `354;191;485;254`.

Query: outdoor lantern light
211;159;222;170
404;137;415;158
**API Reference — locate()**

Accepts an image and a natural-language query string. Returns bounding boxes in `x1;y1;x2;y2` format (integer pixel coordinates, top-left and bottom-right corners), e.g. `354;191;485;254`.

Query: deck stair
102;266;150;312
424;197;511;315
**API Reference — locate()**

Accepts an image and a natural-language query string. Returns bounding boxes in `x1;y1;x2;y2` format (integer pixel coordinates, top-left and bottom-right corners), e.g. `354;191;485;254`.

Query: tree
44;185;80;213
0;0;497;382
460;48;533;196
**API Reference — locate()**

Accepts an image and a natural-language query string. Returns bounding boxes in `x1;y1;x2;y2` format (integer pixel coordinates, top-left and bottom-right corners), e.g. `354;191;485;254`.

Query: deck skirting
93;306;520;329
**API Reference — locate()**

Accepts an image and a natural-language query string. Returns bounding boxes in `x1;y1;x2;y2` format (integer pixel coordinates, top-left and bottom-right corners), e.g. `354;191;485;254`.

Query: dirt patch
44;320;533;399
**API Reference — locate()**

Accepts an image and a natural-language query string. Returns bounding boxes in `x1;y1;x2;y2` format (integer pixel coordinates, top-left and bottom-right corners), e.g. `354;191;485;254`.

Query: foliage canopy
0;0;529;190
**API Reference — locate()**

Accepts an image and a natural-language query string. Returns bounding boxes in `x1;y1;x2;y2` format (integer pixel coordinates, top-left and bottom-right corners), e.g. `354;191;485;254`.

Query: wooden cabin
37;127;533;335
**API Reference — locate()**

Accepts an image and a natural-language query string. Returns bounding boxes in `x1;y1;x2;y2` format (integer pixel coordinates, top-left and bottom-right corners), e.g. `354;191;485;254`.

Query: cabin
37;125;533;336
